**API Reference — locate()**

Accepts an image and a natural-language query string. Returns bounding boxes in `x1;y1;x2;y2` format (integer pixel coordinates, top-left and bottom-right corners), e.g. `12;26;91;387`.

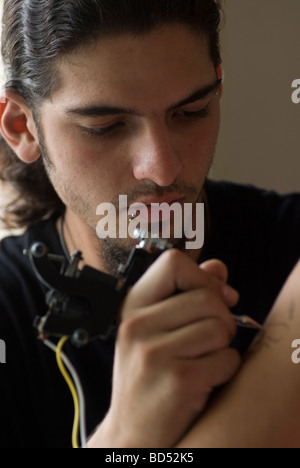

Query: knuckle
196;289;235;339
169;363;191;398
119;318;165;365
139;340;164;368
169;363;212;411
225;348;242;370
161;248;184;268
118;314;144;343
198;287;220;307
211;318;232;348
170;362;203;398
212;349;242;385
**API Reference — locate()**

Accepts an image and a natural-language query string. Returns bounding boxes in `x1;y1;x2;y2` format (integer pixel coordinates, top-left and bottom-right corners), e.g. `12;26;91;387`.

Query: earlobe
216;64;224;81
216;65;224;98
0;91;41;163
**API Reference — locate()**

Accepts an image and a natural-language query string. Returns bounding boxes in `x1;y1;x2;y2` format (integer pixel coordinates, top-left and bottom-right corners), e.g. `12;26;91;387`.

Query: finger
125;249;211;309
180;348;242;394
200;259;239;308
200;259;229;283
221;284;240;309
121;288;237;340
156;317;236;359
166;348;242;414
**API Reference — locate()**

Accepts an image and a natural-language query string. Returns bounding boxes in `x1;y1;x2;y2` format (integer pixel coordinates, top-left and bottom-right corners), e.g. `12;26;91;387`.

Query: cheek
184;119;219;168
42;124;131;205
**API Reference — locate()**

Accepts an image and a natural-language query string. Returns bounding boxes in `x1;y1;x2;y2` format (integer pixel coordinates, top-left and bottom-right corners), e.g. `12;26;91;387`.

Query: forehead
51;24;215;112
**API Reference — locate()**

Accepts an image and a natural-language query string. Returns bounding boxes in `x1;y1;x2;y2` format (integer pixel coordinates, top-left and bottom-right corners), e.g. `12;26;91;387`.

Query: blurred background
211;0;299;193
0;0;299;238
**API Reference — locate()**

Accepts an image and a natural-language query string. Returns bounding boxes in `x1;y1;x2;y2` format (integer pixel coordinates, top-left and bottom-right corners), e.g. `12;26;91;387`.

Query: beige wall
211;0;300;193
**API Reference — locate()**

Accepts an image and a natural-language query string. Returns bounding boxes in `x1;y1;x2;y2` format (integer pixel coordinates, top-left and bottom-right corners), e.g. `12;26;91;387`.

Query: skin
0;24;242;447
176;260;300;448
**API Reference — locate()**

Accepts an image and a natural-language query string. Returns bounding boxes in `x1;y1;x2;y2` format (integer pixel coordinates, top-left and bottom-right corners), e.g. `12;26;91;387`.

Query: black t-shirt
0;180;299;447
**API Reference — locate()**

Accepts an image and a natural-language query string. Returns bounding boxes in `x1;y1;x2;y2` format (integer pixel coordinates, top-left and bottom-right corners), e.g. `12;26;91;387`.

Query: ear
216;64;224;98
0;90;41;163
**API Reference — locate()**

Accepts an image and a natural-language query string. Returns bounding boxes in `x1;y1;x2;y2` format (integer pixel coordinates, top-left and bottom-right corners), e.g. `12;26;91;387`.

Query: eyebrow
65;79;221;118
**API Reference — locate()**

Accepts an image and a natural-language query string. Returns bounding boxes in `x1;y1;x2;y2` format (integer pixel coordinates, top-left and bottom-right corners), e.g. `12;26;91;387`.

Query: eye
80;122;125;138
174;105;210;122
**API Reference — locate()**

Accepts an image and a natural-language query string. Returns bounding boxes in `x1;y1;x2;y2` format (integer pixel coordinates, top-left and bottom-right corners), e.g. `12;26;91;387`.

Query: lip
129;195;185;223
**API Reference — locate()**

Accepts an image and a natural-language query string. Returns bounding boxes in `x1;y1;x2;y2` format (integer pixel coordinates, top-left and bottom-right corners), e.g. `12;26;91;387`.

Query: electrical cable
56;336;80;448
59;214;71;262
43;337;87;448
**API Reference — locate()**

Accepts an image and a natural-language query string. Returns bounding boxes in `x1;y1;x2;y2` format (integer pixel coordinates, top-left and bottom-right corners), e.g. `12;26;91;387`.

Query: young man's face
36;24;221;272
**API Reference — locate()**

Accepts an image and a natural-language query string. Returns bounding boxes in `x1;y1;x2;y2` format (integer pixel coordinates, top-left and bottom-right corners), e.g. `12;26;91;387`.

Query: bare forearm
177;260;300;448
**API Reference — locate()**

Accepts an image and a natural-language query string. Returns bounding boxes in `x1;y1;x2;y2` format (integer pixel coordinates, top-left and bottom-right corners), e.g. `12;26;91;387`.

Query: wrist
87;412;141;448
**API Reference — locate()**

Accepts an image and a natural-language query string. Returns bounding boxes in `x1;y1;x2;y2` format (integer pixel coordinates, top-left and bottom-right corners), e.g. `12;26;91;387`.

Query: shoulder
205;179;300;216
0;216;63;326
0;215;62;272
204;179;300;305
205;179;300;247
0;217;57;282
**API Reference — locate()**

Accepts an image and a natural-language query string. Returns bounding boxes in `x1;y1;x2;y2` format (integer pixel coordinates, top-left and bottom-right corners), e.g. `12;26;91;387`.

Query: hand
89;250;241;448
176;260;300;448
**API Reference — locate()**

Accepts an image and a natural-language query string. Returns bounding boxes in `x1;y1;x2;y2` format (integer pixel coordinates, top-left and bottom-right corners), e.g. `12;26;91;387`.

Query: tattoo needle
232;314;263;330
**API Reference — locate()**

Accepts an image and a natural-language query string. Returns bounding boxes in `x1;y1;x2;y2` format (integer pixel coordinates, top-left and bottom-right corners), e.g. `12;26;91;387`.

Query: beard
98;228;188;279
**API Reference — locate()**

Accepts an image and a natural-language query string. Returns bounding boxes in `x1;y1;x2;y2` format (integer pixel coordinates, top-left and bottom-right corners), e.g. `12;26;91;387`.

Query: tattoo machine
24;231;261;348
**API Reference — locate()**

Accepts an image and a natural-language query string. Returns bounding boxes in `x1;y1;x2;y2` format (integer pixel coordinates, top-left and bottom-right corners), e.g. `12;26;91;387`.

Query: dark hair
0;0;223;228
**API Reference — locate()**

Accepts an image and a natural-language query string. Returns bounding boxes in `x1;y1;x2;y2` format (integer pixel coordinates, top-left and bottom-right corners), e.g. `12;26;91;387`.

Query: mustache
111;182;198;208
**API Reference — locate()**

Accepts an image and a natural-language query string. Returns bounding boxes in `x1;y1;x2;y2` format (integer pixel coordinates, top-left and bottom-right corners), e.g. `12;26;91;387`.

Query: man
0;0;299;448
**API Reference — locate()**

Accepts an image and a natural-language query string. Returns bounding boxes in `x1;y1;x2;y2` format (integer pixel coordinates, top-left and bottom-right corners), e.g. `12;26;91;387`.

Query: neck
57;209;104;271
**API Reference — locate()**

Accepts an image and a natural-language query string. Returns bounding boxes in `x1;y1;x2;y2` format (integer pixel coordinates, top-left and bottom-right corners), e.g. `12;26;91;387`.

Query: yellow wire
56;336;80;449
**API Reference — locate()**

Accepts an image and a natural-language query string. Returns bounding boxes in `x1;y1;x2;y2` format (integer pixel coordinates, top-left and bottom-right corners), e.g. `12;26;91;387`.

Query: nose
131;121;183;187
